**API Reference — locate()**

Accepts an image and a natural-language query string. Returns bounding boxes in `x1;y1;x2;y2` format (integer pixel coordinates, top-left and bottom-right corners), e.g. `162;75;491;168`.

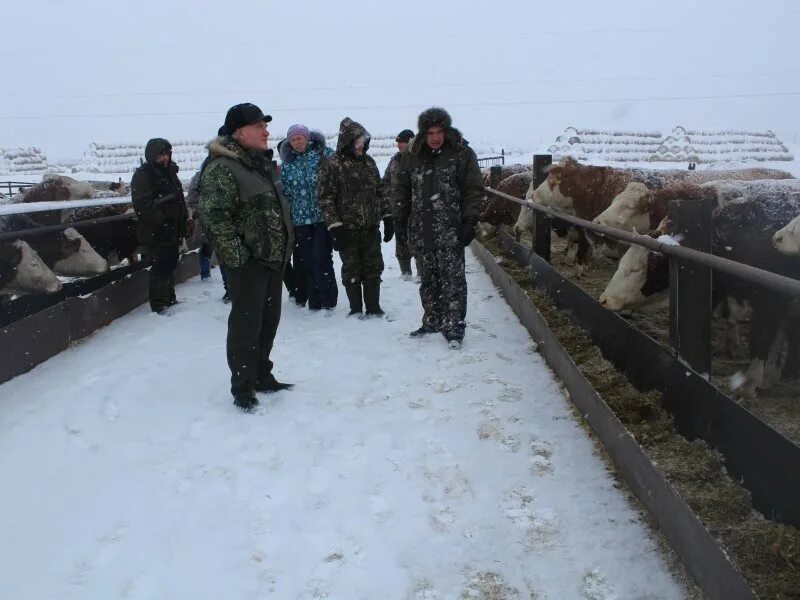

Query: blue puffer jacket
279;131;334;226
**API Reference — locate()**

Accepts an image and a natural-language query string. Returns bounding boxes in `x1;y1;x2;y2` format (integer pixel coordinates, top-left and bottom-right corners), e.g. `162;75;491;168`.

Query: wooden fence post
532;154;553;262
668;197;713;375
489;165;502;190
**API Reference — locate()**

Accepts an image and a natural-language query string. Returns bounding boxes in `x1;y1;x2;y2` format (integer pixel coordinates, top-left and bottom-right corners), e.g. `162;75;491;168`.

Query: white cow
773;214;800;255
0;240;63;296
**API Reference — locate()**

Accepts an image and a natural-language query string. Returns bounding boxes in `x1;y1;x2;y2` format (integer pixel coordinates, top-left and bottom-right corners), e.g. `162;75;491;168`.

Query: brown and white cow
476;171;532;238
773;214;800;255
65;207;139;267
599;186;800;398
1;215;109;276
516;161;794;274
21;175;97;226
0;241;63;296
594;178;800;237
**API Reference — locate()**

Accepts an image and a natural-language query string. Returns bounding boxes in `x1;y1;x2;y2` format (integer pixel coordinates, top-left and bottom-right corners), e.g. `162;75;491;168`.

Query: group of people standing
130;103;484;412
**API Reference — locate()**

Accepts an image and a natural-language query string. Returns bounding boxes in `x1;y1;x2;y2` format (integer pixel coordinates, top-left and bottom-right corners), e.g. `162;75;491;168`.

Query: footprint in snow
529;440;554;475
477;419;503;441
501;486;560;552
583;568;616;600
461;570;521;599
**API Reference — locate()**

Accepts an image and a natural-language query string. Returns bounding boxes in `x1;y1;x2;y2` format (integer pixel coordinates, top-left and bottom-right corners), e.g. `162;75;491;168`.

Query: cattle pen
478;158;800;599
1;169;799;598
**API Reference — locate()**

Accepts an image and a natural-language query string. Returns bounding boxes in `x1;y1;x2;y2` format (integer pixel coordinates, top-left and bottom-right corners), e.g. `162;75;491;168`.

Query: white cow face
773;215;800;255
599;244;651;310
594;182;650;234
51;228;108;276
10;241;62;294
531;176;573;213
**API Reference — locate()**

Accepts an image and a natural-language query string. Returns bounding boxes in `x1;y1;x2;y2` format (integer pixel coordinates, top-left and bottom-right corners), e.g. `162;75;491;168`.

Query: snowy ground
0;243;689;599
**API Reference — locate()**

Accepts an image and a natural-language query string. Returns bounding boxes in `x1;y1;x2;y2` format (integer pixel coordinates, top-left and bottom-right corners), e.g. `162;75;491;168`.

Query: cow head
1;241;62;294
51;228;109;276
593;182;651;233
773;215;800;255
599;238;669;311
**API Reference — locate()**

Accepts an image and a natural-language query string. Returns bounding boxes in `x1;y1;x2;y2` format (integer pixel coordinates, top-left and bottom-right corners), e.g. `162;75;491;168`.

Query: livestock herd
478;158;800;400
0;175;140;297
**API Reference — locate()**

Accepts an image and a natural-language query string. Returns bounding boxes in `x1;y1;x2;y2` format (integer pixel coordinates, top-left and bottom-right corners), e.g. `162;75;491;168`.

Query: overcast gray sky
2;0;799;160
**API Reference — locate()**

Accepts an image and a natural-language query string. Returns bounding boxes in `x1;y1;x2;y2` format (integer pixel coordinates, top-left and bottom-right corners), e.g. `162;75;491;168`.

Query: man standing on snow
200;103;294;412
131;138;190;314
393;107;484;349
318;117;394;317
382;128;417;281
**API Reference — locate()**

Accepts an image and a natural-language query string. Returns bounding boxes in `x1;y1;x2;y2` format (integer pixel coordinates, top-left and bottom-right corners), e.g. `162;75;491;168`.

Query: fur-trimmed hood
278;130;328;163
205;135;272;170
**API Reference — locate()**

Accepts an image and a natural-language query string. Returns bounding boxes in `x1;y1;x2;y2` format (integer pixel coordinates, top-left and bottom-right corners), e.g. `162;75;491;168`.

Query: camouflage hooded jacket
382;144;412;217
199;137;293;270
392;109;484;253
317;117;391;229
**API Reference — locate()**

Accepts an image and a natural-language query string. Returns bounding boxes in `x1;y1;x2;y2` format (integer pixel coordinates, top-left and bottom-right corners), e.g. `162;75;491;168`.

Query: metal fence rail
484;185;800;299
477;149;505;167
0;181;36;197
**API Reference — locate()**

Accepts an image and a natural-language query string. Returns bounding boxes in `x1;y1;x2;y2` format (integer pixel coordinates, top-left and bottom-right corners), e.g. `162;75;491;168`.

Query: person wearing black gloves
318;117;393;318
131;138;190;314
392;107;484;349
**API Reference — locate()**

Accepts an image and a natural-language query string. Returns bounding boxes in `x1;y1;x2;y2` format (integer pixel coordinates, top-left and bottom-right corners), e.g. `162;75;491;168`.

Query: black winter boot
363;280;385;317
398;257;413;281
232;387;259;412
345;284;363;317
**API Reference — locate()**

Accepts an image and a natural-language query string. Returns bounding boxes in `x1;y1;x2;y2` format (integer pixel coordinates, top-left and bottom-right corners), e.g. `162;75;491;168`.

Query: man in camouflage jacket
200;103;294;411
317;117;394;317
393;107;484;348
130;138;190;313
382;128;416;280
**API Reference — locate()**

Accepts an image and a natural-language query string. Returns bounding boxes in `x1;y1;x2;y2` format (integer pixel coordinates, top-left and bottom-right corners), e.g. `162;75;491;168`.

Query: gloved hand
185;218;195;239
382;217;395;242
461;216;478;247
330;227;349;252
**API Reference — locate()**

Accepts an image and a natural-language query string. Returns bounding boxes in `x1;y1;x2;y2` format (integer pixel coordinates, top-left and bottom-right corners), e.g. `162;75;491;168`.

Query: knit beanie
286;124;310;141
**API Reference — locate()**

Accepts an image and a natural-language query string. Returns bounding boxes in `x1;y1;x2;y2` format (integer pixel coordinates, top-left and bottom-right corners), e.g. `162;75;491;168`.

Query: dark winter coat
393;108;484;253
317;117;391;230
130;138;189;248
199;136;293;270
279;131;334;226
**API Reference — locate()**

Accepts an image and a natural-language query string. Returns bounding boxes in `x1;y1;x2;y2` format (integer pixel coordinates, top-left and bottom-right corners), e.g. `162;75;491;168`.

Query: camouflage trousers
395;223;413;261
338;226;384;285
417;246;467;339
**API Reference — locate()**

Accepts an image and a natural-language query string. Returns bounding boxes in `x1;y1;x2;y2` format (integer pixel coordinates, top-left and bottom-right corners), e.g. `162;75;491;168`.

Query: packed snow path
0;244;686;599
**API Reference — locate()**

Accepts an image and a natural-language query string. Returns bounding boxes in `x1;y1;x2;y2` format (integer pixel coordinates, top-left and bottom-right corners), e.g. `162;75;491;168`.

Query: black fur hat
417;107;452;133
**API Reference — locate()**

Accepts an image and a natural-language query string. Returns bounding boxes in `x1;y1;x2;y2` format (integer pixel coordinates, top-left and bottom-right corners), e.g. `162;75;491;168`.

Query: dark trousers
339;226;384;285
418;246;467;339
225;260;283;395
146;246;179;311
294;223;338;309
284;257;307;305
